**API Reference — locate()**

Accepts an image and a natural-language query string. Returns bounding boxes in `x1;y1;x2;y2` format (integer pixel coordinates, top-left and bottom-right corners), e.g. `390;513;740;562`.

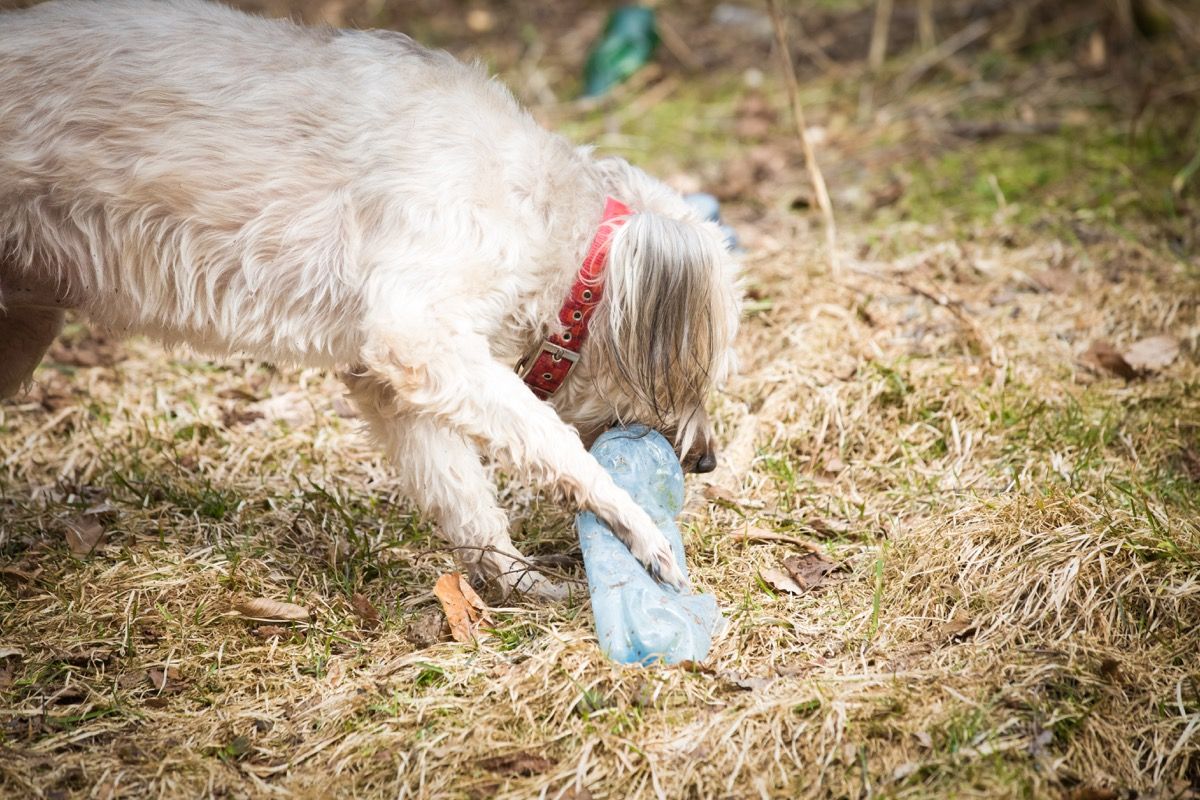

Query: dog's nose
693;451;717;473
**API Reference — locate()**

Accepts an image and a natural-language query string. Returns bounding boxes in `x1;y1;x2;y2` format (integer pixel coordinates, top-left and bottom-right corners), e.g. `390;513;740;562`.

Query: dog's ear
592;209;729;448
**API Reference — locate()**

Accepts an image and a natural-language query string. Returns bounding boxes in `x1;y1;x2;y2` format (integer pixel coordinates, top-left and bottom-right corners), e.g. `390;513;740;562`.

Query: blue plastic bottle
577;425;723;664
684;192;741;252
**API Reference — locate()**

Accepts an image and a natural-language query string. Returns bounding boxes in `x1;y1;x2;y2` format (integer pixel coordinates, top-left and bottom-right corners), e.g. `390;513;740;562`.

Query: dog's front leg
344;372;569;600
360;324;686;589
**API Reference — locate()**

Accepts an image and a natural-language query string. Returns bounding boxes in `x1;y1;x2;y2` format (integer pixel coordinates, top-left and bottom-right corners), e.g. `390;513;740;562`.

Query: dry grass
3;1;1200;798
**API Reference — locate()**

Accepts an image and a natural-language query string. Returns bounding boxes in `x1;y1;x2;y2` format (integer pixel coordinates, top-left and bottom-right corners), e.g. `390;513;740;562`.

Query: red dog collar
520;196;632;399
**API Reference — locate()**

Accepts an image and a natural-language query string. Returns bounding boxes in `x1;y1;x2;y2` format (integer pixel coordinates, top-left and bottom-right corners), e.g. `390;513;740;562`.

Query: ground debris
1081;335;1180;379
433;573;491;644
63;515;105;557
405;608;449;649
234;597;311;623
782;552;840;591
477;752;555;777
350;592;381;629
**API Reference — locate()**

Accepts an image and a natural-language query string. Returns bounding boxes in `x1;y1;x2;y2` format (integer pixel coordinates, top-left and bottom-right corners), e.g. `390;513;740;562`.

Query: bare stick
894;18;990;96
868;0;894;71
766;0;839;273
917;0;936;50
731;528;821;551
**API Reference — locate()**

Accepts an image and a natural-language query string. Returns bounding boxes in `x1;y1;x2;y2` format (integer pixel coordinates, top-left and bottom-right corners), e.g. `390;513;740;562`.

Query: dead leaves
760;567;805;595
1028;267;1076;294
433;573;491;643
1122;335;1180;373
63;514;105;557
761;552;842;596
63;515;106;554
783;552;840;589
1082;334;1180;380
147;666;183;693
47;332;124;368
1082;340;1137;380
351;592;381;629
60;502;119;558
405;608;449;649
252;625;293;640
234;597;311;623
938;613;977;641
702;483;740;507
477;752;555;777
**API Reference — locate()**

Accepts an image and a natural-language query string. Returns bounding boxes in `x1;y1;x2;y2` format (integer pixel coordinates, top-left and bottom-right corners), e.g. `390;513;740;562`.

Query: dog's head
560;157;742;474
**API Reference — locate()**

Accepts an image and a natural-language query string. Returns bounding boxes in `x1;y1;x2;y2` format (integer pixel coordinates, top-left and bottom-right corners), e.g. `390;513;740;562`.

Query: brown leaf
938;613;976;640
1098;657;1121;681
1029;268;1076;294
221;406;264;427
805;518;850;538
54;646;114;667
47;333;123;368
433;573;490;643
782;552;839;591
147;666;183;693
405;608;449;649
64;515;105;557
234;597;311;623
20;372;74;411
50;685;87;705
702;484;740;506
1082;340;1136;380
677;659;716;675
760;568;804;595
0;565;42;584
478;752;555;777
252;625;292;640
351;593;381;628
1122;334;1179;373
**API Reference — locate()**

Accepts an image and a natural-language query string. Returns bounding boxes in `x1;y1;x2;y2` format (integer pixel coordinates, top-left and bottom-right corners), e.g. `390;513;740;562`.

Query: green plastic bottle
582;6;659;98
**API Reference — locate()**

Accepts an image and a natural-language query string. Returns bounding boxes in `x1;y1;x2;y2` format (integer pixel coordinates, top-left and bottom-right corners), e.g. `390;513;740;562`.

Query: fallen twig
732;528;821;551
896;275;1005;367
868;0;894;71
894;18;990;96
767;0;839;273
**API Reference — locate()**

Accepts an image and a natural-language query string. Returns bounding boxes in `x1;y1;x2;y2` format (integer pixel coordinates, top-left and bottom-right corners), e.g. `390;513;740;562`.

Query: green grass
891;122;1191;235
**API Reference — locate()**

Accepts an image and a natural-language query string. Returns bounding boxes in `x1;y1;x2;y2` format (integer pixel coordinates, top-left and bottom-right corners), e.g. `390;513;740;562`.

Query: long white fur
0;0;741;598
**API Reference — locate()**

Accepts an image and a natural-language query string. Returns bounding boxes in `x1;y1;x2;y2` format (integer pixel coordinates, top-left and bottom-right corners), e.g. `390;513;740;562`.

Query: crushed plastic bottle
577;425;723;665
582;6;659;98
684;191;741;252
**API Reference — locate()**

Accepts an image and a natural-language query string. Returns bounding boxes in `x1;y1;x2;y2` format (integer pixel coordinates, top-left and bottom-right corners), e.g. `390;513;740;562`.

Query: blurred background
5;0;1197;256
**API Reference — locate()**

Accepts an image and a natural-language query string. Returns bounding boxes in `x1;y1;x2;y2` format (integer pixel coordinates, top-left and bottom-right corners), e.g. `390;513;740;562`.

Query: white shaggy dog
0;0;740;598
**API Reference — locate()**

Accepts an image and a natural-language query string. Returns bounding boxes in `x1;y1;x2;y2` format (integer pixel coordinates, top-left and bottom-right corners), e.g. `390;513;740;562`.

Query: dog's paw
627;525;687;591
479;549;572;602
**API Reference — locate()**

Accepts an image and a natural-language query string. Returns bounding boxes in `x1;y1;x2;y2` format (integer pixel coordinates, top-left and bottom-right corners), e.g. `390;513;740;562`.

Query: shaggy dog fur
0;0;741;598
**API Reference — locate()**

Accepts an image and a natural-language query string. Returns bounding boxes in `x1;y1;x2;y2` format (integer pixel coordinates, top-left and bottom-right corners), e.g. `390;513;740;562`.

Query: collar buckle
518;339;580;380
